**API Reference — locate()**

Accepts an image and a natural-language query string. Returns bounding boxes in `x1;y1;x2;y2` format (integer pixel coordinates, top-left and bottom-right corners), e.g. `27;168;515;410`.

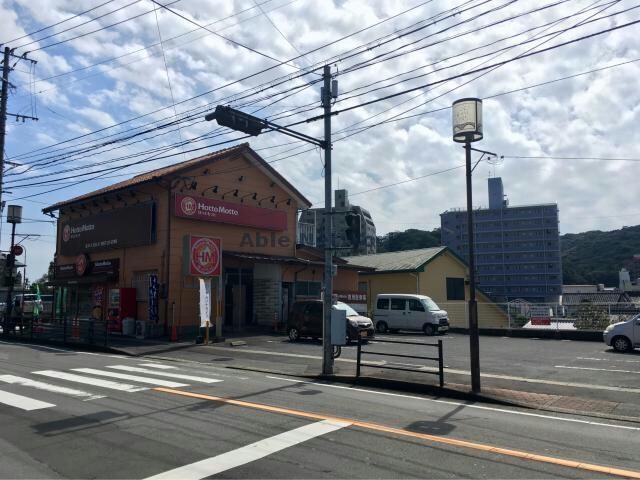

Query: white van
603;314;640;352
374;294;449;335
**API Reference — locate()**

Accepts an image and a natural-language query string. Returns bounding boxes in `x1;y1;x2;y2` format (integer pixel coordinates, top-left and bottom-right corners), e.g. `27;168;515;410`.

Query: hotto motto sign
183;235;221;277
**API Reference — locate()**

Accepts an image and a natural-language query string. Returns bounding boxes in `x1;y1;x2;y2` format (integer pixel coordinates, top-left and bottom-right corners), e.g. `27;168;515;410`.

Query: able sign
183;235;221;277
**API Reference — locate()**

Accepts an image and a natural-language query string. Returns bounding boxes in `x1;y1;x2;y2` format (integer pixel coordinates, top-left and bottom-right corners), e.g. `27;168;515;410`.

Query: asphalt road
175;332;640;404
1;341;640;479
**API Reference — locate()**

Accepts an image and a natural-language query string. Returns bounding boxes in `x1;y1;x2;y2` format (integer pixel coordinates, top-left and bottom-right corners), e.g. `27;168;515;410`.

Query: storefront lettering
240;232;291;248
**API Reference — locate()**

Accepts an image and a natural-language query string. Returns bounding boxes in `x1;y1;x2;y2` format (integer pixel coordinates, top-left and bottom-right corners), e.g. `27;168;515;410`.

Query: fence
2;316;110;347
432;301;640;332
356;336;444;387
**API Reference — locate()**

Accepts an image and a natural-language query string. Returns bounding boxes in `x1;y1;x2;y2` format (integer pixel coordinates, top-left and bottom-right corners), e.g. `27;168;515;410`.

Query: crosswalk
0;362;223;411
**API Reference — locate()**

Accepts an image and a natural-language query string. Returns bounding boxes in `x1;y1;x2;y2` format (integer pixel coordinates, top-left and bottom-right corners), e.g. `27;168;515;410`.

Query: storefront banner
148;274;159;324
199;277;212;327
174;193;287;231
54;258;120;280
183;235;222;277
335;290;368;304
60;202;155;256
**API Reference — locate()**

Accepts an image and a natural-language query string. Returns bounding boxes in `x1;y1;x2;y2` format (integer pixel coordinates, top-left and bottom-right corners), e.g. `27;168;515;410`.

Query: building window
390;298;406;310
295;281;321;298
358;281;367;293
446;277;465;301
131;270;158;301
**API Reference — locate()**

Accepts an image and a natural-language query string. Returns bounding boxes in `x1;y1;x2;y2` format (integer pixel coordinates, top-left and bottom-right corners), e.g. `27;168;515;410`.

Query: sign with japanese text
183;235;221;277
335;291;367;304
174;193;287;231
60;202;155;255
148;274;159;324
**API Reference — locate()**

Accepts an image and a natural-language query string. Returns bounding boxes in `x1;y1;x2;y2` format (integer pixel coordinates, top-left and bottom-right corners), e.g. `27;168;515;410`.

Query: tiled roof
562;292;631;305
342;247;448;272
43;143;311;212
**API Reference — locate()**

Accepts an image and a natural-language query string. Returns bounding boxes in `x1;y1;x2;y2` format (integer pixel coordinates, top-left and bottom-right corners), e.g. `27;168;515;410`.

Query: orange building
43;144;367;338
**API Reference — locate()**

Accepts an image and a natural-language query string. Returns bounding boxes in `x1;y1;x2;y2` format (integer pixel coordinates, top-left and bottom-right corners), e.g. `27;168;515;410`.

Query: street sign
11;245;23;256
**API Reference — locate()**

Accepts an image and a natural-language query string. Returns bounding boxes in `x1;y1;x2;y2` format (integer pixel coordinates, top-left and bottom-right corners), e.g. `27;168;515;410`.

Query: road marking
265;376;640;431
0;340;70;352
154;387;640;479
556;365;640;374
144;419;350;480
34;371;147;392
72;368;189;388
139;363;177;369
0;374;105;401
0;390;55;410
106;365;223;384
204;346;387;365
577;357;640;363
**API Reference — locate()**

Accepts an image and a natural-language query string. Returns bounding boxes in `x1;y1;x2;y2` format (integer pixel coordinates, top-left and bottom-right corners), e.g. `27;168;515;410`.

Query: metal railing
356;335;444;388
2;316;110;347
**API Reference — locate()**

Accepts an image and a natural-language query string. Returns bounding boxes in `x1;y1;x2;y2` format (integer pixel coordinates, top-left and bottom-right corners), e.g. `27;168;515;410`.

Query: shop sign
183;235;221;277
60;202;155;256
174;193;287;231
54;258;120;280
148;274;159;324
335;291;367;304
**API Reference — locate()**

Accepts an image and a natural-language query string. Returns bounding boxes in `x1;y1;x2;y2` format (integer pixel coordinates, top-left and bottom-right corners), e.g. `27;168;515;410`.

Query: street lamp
452;98;482;393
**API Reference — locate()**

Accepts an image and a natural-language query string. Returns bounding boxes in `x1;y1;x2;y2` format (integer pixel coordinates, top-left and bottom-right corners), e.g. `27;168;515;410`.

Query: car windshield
422;297;441;311
333;302;359;317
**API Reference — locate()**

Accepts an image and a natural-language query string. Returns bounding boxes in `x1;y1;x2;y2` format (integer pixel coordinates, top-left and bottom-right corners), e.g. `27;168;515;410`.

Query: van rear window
376;298;389;310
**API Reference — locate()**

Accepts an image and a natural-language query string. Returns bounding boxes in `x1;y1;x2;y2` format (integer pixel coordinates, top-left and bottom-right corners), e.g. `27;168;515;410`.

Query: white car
603;314;640;352
374;294;449;335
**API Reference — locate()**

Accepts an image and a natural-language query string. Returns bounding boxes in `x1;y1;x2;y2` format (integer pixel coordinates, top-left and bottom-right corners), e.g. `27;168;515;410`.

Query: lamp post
452;98;483;393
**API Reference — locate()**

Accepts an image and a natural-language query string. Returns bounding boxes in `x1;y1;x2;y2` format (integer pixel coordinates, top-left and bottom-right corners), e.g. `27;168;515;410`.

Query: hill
375;225;640;287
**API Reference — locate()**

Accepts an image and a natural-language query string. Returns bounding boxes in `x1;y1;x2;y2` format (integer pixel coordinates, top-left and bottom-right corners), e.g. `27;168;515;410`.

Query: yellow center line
153;387;640;479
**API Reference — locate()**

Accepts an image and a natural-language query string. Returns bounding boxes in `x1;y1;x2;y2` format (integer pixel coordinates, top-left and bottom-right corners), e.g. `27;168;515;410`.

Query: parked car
374;294;449;335
603;313;640;352
13;294;53;317
287;300;375;343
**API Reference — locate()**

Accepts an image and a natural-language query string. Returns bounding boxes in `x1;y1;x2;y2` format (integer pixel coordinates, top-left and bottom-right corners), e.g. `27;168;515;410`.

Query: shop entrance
224;268;254;331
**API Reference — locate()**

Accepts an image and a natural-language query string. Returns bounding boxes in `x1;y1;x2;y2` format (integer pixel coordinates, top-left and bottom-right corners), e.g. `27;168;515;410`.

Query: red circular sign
181;196;197;216
75;253;89;276
62;224;71;242
12;245;23;256
190;237;220;276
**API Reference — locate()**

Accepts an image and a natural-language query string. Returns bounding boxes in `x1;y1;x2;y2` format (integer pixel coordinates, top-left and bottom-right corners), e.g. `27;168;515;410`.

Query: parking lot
182;331;640;406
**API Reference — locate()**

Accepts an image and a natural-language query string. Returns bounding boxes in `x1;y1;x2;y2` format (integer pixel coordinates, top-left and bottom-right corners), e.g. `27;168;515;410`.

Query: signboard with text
174;193;287;231
60;202;155;256
183;235;221;277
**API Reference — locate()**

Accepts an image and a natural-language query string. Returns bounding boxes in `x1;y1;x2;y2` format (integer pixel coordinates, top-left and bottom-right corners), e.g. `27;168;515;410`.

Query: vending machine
107;288;137;333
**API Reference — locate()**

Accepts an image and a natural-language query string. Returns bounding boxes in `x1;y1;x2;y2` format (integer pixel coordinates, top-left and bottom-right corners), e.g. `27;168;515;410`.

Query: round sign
12;245;23;256
190;237;220;276
75;253;89;276
62;224;71;242
181;196;197;216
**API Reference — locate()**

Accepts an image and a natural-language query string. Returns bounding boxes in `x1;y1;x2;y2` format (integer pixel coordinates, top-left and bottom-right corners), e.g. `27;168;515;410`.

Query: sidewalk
109;333;640;424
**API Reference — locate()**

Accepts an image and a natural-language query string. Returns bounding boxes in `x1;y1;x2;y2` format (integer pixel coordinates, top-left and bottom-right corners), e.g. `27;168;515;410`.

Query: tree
573;300;610;330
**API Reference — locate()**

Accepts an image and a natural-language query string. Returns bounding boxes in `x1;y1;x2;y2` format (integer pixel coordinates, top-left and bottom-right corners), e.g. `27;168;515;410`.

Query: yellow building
344;247;508;328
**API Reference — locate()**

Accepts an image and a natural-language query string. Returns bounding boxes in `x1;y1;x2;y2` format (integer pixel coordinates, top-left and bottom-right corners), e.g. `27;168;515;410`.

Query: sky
1;0;639;281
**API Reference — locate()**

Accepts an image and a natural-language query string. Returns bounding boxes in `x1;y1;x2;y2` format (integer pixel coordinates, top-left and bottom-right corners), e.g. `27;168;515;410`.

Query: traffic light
345;213;361;248
205;105;264;136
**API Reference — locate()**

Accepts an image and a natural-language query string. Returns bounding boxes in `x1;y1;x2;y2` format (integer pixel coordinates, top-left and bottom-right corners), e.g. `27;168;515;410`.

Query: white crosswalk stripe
106;365;223;384
139;363;177;370
34;370;148;392
0;390;55;410
72;368;188;388
0;374;105;401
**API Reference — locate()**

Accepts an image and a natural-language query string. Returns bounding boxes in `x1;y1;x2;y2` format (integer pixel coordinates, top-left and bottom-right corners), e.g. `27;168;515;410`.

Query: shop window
446;277;465;301
131;270;158;301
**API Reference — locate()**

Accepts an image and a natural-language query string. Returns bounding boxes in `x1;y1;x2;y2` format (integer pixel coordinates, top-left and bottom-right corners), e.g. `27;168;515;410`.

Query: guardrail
356;336;444;388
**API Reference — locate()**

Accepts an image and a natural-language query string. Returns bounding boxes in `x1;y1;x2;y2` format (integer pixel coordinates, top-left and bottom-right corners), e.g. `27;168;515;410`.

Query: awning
223;251;323;266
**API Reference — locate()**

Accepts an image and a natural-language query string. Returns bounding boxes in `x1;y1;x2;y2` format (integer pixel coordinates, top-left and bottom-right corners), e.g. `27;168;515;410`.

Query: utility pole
465;142;480;392
321;65;334;375
0;47;10;212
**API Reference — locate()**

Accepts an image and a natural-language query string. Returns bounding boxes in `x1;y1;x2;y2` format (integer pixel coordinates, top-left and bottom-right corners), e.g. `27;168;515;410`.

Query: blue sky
1;0;640;281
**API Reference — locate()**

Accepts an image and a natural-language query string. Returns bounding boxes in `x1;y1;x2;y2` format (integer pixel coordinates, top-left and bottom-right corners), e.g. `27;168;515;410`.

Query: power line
1;0;117;44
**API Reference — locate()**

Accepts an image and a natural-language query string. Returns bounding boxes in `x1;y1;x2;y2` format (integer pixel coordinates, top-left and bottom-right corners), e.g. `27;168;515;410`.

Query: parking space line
555;365;640;374
153;387;640;479
143;419;350;480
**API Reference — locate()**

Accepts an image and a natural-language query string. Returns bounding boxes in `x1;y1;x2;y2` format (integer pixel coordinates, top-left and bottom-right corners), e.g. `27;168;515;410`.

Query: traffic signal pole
321;65;333;375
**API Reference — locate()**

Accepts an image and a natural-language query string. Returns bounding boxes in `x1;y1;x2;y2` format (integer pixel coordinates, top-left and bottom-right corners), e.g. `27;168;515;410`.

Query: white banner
199;277;212;327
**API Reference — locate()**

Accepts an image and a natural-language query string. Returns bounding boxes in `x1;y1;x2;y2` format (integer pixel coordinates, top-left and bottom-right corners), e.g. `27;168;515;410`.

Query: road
1;341;640;479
